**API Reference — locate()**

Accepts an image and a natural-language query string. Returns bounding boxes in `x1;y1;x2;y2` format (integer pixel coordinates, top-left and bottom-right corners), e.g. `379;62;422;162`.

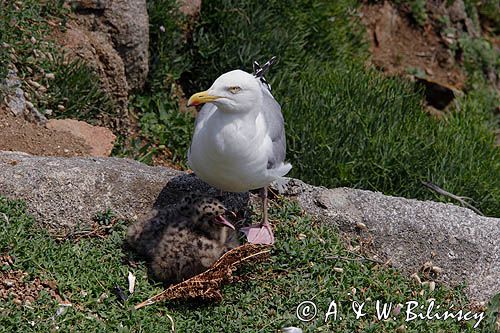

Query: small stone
355;222;367;230
411;273;422;284
428;281;436;292
30;36;37;44
45;109;53;116
392;303;403;316
396;324;406;333
13;298;22;306
281;328;303;333
28;80;41;89
432;266;443;274
333;267;344;273
448;0;467;22
97;292;108;303
3;279;15;287
57;104;65;111
45;73;55;80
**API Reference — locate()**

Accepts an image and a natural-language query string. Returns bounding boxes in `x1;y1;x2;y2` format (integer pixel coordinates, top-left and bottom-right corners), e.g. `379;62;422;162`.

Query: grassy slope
1;196;497;332
137;0;499;216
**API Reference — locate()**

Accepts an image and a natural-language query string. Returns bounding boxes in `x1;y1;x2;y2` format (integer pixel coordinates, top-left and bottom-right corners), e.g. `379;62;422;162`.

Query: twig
165;311;175;332
1;213;9;224
53;224;117;242
421;181;484;216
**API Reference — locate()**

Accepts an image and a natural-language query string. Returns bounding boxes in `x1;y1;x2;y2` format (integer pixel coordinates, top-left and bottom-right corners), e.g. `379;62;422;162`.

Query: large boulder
70;0;150;91
0;151;498;303
55;0;149;129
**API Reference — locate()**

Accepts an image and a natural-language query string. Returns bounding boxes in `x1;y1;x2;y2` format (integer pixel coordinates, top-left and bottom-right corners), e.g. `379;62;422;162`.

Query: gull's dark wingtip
253;56;277;91
253;56;277;78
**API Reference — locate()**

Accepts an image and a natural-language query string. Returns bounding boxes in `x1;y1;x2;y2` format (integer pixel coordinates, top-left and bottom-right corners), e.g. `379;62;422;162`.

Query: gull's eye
228;86;241;94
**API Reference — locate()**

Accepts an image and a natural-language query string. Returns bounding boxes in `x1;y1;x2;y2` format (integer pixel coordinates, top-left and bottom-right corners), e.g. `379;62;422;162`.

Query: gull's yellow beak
187;90;220;107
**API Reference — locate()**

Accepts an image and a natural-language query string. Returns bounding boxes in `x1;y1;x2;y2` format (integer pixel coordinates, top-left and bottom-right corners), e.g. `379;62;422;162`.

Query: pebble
3;279;15;288
28;80;41;89
45;73;55;80
396;325;406;333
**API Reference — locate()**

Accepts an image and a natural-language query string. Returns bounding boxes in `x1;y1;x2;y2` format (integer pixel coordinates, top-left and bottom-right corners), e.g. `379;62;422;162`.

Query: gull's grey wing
260;83;286;169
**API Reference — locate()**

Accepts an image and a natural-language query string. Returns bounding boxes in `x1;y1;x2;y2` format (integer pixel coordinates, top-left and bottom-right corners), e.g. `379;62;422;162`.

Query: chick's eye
228;86;241;94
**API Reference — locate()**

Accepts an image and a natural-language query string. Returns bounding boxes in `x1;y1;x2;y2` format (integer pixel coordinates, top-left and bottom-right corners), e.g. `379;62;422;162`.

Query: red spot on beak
214;215;235;230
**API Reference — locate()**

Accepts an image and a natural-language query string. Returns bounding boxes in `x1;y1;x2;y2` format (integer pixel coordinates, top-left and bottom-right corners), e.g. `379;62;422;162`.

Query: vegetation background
0;0;499;331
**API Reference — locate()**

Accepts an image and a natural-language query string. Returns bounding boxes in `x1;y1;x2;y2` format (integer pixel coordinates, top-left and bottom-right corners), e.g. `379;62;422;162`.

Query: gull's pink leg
240;187;275;245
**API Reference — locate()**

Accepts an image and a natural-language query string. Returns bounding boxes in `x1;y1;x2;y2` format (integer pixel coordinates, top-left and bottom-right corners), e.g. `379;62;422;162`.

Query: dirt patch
0;255;65;306
0;106;91;157
360;1;466;89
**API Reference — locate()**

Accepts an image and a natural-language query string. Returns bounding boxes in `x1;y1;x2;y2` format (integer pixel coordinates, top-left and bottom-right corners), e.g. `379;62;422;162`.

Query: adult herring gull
187;57;292;245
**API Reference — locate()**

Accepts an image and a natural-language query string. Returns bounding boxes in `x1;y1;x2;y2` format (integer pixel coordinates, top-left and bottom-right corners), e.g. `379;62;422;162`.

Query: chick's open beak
214;215;235;230
187;90;220;107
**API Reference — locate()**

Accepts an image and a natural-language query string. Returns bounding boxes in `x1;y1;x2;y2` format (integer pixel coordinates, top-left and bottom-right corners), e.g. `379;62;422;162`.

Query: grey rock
71;0;149;91
25;103;48;125
0;152;498;303
284;179;500;303
3;69;26;116
106;0;149;91
0;151;247;234
447;0;467;22
2;69;47;125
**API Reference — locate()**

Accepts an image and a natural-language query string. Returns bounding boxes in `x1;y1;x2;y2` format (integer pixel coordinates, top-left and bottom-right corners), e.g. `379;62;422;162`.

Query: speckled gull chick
187;57;292;245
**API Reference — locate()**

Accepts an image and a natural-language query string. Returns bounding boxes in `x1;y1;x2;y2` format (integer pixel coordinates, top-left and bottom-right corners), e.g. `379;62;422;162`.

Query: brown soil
360;1;466;89
0;254;65;306
0;107;91;157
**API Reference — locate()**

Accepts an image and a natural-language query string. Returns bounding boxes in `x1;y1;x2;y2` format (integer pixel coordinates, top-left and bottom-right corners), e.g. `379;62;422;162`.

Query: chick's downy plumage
150;196;237;284
127;194;237;285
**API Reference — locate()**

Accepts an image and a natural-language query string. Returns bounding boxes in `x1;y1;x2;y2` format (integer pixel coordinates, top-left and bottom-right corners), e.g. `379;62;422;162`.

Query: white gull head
188;69;262;113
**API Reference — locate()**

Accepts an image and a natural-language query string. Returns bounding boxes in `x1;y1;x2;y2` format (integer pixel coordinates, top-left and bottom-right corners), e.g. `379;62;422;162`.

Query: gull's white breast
189;107;277;192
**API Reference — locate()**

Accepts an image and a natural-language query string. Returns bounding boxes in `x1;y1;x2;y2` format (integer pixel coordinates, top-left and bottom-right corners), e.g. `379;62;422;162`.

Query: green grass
178;0;500;216
1;196;498;332
113;0;194;166
0;0;114;122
